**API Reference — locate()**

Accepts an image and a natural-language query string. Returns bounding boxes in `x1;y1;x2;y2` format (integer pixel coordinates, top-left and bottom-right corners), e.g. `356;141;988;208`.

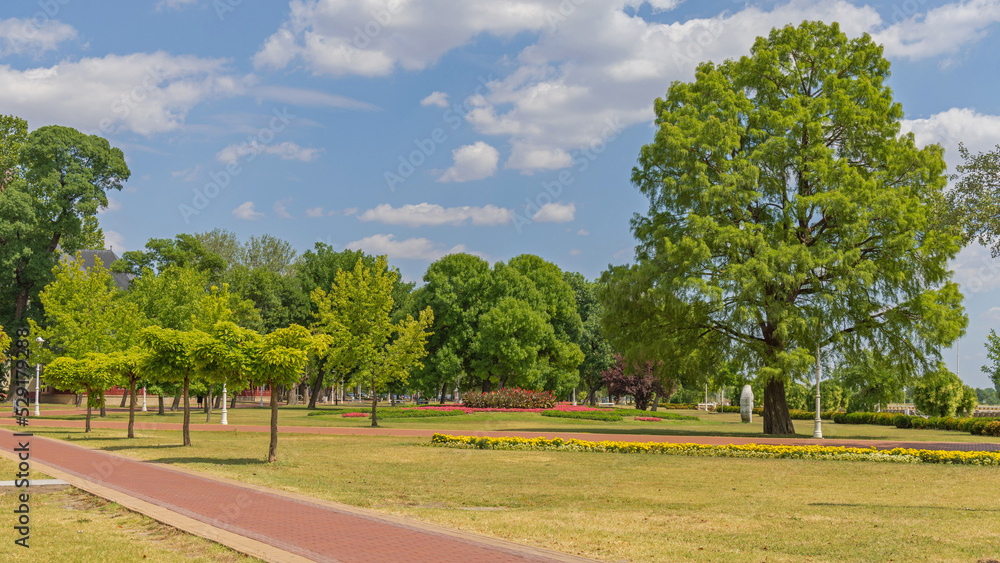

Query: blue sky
1;0;999;387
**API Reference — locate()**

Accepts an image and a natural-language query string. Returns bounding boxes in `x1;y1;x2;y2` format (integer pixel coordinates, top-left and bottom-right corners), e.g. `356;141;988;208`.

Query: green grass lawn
24;427;1000;563
30;403;1000;443
0;457;259;562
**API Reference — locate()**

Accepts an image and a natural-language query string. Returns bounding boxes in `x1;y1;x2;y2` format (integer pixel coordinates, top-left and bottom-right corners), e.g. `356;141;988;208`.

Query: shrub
910;417;929;429
541;410;622;422
616;409;700;421
977;421;1000;437
892;414;912;429
461;388;556;409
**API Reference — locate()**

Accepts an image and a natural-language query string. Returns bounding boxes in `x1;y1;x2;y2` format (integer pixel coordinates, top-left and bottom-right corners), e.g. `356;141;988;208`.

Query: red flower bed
461;388;556;409
409;404;614;414
635;417;662;422
342;412;369;417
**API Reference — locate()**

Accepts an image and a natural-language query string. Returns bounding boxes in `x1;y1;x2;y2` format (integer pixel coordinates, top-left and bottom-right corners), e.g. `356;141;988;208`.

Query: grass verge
24;427;1000;563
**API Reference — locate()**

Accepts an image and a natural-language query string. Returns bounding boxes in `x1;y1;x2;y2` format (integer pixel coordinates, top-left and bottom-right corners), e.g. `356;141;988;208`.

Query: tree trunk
182;376;191;447
127;377;137;439
171;394;181;411
214;393;221;409
230;393;237;409
370;381;379;427
390;392;396;407
650;393;659;412
308;358;326;408
268;384;279;462
86;402;92;433
158;395;165;416
289;382;298;405
205;386;212;423
75;393;83;407
119;388;128;407
762;378;795;435
100;395;106;417
586;388;597;407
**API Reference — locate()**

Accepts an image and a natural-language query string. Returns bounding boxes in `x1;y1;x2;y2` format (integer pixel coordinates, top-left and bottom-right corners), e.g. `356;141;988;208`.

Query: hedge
832;412;1000;437
307;408;465;419
615;409;701;421
429;434;1000;465
540;410;623;422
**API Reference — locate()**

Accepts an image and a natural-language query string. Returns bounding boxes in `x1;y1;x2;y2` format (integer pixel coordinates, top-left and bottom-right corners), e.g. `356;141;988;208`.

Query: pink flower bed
342;412;369;417
409;404;614;414
635;417;662;422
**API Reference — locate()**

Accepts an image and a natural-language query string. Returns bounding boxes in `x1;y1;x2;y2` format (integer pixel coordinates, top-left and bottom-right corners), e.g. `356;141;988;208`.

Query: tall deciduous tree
410;253;491;402
602;21;966;434
985;329;1000;395
563;272;616;405
945;144;1000;257
0;119;129;399
913;364;964;418
312;257;433;426
601;355;666;411
297;243;413;408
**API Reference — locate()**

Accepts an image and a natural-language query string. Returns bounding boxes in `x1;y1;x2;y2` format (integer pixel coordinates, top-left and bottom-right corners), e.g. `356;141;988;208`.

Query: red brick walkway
0;429;591;562
2;415;997;451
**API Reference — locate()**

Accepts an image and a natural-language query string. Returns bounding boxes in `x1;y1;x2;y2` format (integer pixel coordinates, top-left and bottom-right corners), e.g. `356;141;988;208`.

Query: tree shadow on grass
810;502;1000;513
145;456;267;466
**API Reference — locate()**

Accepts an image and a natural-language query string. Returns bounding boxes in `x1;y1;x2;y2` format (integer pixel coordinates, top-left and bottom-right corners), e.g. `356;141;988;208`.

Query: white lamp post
34;336;43;416
142;386;147;412
220;382;228;425
814;323;823;439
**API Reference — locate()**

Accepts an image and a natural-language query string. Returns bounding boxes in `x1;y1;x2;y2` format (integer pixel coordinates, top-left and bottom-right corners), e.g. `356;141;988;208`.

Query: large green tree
312;257;433;426
563;272;616;405
0;119;129;399
985;329;1000;395
409;253;491;402
602;22;966;434
945;144;1000;257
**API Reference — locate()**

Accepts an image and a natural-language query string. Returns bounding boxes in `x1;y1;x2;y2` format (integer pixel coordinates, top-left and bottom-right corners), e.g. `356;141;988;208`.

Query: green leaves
607;21;966;433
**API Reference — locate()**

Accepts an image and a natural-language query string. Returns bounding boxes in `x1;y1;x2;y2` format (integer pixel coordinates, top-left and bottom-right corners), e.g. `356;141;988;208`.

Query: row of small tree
31;254;432;462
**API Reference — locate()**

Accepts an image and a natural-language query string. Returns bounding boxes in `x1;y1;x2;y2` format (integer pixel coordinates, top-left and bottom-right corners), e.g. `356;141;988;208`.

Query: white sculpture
740;385;754;423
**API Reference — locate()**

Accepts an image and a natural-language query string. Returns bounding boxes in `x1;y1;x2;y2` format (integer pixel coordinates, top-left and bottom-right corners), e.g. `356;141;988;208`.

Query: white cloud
951;244;1000;294
569;248;582;256
980;307;1000;322
420;91;449;108
306;206;325;217
358;203;513;227
254;1;551;77
437;142;500;183
104;230;126;252
901;108;1000;165
577;228;589;236
345;233;467;261
0;52;245;135
274;198;293;219
216;140;323;164
97;196;123;214
342;207;359;216
254;1;1000;174
0;17;77;57
232;201;264;221
254;85;377;110
171;165;202;182
532;202;575;223
157;0;201;9
873;0;1000;61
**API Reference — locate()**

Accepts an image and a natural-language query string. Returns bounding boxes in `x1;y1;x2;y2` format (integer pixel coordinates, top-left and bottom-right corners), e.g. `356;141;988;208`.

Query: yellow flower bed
429;434;1000;466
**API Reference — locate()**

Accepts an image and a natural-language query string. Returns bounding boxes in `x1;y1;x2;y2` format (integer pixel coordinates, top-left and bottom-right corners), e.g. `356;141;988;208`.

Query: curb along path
0;429;593;563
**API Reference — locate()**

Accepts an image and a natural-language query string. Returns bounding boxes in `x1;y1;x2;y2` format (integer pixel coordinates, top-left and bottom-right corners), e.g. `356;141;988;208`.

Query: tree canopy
601;21;966;434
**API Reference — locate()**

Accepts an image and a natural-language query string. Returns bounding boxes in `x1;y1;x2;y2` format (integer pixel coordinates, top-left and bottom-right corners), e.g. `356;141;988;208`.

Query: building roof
69;249;134;291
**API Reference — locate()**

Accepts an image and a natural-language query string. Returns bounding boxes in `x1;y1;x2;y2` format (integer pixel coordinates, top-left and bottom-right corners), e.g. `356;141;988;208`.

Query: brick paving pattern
0;429;589;562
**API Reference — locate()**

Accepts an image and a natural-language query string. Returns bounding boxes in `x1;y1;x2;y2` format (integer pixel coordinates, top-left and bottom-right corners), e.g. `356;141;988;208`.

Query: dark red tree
600;355;666;411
